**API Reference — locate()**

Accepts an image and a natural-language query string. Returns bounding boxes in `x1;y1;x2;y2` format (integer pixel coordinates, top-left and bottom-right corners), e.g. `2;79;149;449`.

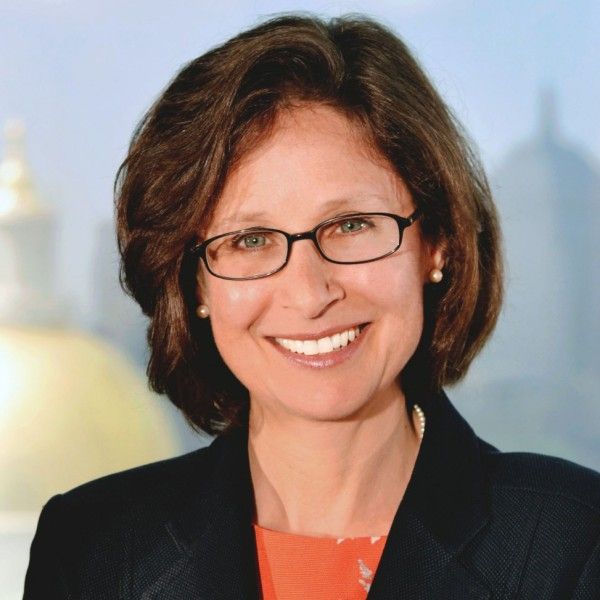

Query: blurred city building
454;90;600;470
0;122;186;598
0;121;68;327
91;219;149;367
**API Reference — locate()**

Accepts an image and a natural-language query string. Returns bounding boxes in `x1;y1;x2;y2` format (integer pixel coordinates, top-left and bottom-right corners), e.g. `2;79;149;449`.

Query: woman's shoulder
47;440;218;519
479;439;600;515
463;440;600;595
24;441;221;597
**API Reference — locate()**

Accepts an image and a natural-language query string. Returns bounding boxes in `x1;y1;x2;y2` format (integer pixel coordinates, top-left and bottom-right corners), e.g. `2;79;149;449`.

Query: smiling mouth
273;324;369;356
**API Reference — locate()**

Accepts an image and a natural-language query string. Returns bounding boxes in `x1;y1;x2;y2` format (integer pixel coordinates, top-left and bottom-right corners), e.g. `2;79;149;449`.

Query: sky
1;0;599;318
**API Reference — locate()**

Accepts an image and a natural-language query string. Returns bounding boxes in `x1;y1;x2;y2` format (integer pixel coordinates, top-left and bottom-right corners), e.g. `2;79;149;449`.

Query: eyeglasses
189;209;421;281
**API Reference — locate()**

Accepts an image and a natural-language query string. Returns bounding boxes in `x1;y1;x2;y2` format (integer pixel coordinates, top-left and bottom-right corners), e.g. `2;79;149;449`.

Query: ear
431;246;445;270
195;262;209;307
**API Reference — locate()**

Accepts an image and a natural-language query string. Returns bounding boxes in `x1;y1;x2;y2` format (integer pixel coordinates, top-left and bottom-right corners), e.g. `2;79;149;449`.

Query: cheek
360;253;425;310
205;281;267;342
362;257;426;357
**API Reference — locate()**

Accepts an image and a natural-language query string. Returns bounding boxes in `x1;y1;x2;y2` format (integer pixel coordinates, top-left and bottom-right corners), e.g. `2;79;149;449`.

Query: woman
24;15;599;599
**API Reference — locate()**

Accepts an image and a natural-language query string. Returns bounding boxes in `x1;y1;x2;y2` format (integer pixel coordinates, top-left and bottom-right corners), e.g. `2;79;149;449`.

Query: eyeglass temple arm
406;207;422;224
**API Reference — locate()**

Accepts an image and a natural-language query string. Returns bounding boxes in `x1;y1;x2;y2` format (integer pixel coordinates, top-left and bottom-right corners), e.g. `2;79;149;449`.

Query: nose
275;238;345;318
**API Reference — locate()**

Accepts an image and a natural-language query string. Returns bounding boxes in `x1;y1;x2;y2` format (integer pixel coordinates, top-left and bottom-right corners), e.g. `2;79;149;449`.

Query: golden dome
0;326;180;511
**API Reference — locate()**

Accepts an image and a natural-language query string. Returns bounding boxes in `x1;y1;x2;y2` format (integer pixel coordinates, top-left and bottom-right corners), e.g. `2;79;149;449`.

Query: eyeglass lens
205;214;402;280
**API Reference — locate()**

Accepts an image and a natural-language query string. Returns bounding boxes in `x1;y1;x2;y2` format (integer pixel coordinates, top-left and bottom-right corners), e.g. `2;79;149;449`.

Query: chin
277;389;376;423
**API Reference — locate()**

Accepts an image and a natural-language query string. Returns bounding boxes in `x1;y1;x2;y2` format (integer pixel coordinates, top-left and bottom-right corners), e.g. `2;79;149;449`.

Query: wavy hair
115;14;503;435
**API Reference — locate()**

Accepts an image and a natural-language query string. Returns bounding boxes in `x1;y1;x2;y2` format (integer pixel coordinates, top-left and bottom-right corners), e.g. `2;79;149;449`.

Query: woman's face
198;104;441;423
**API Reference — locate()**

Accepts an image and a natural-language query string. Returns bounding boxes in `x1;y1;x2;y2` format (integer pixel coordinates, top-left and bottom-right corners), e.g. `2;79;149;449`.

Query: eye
232;232;268;249
338;217;371;234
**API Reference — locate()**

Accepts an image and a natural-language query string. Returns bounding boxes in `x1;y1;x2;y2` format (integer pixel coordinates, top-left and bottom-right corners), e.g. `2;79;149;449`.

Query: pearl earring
196;304;210;319
429;268;443;283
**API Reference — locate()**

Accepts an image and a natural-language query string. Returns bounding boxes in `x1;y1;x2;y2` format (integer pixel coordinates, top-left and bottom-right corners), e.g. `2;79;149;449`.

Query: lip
267;323;370;369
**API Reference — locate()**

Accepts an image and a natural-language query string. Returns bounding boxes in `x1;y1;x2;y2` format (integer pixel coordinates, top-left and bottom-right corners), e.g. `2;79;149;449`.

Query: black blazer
24;391;600;599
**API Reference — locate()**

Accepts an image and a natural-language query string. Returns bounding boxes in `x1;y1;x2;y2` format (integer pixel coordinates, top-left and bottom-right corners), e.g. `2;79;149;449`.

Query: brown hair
115;14;503;435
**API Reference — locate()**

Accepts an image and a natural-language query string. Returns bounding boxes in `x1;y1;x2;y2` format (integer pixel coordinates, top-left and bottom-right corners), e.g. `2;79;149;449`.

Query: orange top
253;523;387;599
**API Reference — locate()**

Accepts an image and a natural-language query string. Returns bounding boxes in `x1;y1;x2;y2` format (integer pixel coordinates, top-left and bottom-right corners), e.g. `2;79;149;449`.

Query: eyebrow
212;196;394;231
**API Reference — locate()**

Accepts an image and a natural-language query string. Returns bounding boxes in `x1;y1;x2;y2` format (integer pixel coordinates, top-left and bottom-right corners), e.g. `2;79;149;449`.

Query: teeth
341;330;348;346
317;337;333;353
332;333;341;349
303;340;319;355
275;326;362;356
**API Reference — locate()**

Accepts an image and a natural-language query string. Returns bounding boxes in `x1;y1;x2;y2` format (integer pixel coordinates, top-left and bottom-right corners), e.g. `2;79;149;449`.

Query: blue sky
1;0;599;316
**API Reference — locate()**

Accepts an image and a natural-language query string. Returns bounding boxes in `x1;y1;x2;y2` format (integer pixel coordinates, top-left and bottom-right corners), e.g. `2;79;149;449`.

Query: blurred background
1;0;599;596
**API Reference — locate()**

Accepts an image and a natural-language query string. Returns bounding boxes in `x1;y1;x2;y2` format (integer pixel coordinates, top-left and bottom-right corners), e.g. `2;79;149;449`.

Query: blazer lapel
368;391;492;599
135;428;260;600
367;515;491;599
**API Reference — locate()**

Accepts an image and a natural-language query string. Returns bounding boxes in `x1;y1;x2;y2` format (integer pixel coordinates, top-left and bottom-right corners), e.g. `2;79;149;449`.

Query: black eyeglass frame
189;208;422;281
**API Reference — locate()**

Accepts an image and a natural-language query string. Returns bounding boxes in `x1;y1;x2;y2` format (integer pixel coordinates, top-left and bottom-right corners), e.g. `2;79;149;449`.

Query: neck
248;386;421;538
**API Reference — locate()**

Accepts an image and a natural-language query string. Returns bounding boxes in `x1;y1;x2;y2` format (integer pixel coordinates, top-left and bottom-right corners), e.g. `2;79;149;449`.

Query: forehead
206;104;412;233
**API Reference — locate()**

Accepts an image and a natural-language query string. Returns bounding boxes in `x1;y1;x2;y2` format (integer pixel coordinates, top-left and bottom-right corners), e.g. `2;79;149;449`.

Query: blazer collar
139;390;492;599
366;390;493;598
134;424;259;599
